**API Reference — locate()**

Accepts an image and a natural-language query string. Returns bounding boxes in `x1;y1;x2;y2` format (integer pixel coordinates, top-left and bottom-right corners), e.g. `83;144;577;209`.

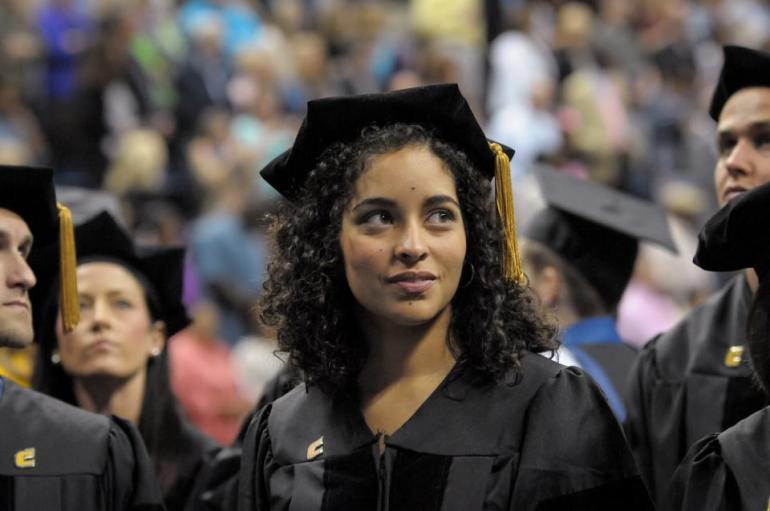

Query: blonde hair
104;129;168;195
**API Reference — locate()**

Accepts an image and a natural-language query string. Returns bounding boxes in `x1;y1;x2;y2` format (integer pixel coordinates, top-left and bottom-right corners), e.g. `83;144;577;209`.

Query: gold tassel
489;143;524;283
57;203;80;333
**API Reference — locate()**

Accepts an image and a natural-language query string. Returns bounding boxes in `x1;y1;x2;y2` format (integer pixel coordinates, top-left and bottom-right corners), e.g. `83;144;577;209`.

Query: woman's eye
79;300;92;311
360;211;393;226
426;209;455;224
114;299;133;309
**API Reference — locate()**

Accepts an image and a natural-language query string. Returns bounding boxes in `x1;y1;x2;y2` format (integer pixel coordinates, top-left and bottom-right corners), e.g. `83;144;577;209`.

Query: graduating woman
238;84;653;510
0;166;164;511
670;181;770;510
32;211;220;511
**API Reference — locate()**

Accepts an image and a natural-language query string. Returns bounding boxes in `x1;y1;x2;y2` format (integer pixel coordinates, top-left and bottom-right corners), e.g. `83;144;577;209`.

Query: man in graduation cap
670;180;770;510
624;45;770;506
0;165;165;510
522;167;676;421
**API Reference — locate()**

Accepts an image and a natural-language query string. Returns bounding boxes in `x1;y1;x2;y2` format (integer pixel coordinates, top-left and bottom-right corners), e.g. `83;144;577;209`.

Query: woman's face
339;144;467;327
56;262;165;380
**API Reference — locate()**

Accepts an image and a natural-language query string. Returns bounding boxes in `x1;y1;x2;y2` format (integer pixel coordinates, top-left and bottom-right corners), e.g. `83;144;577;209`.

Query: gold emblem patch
307;437;324;460
14;448;35;469
724;346;744;368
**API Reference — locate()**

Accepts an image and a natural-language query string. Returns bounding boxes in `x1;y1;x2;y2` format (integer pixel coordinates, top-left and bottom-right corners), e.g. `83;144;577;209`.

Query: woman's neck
357;306;456;396
72;370;146;425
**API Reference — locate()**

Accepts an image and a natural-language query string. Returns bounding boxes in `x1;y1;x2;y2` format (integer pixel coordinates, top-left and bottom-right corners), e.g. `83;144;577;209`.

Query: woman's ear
148;320;167;357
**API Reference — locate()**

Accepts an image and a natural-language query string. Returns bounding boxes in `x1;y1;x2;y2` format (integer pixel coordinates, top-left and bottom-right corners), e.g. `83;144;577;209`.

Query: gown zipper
376;433;388;511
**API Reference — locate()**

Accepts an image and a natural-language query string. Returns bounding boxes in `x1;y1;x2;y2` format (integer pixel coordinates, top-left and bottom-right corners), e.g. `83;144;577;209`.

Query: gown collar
562;316;622;347
268;354;560;461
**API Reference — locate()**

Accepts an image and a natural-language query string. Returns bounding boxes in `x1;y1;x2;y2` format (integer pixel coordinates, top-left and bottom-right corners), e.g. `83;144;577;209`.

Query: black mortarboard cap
33;212;190;338
709;45;770;121
526;167;677;309
261;83;526;282
0;165;58;247
0;165;80;333
260;84;514;200
694;182;770;279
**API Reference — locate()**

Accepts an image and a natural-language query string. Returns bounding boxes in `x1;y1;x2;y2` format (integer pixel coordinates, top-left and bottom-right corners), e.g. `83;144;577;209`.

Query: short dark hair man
0;165;164;510
624;45;770;505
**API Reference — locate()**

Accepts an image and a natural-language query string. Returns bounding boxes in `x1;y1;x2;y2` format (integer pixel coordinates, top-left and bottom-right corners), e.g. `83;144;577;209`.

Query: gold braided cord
57;203;80;333
489;143;524;283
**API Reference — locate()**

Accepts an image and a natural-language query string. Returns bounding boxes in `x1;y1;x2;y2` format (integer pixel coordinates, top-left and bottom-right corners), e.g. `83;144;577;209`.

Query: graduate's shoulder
646;275;748;378
718;405;770;468
0;383;113;475
266;353;569;425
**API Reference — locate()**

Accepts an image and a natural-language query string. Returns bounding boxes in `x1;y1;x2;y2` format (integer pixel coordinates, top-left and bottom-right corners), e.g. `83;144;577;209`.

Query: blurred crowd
1;0;768;443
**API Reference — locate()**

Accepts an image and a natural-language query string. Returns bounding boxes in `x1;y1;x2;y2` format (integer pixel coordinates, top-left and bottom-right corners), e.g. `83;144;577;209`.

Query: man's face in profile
0;208;36;348
715;86;770;206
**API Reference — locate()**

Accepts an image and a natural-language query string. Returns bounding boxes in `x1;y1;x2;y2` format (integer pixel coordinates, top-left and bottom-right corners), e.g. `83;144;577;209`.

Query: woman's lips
88;339;116;353
393;279;435;294
386;271;437;295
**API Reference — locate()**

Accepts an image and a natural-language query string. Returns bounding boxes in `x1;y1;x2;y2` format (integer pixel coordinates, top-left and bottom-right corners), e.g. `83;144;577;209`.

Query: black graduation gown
669;406;770;510
0;379;165;511
624;275;767;505
164;421;221;511
239;353;654;511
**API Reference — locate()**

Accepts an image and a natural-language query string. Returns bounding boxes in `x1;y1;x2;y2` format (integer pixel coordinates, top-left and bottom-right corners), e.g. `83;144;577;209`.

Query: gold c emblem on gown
724;346;744;368
307;437;324;460
14;448;35;469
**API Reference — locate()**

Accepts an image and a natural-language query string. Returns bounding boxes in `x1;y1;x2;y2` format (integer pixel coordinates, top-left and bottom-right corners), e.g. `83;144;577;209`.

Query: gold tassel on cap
57;203;80;333
489;143;524;283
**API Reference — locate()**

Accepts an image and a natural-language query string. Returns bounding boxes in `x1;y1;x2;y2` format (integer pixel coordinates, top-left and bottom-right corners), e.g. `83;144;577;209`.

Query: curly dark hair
260;123;558;394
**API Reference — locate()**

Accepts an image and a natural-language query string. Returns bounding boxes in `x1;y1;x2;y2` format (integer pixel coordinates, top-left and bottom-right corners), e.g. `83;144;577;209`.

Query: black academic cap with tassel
0;165;79;334
259;84;524;282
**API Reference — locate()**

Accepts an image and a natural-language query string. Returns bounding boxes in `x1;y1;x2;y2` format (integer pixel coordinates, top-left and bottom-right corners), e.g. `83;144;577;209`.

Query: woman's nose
394;223;427;264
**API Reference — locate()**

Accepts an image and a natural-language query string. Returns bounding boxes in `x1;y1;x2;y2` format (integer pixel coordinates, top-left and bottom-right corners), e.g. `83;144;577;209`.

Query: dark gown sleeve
196;447;242;511
238;405;277;511
107;416;166;511
511;366;654;511
236;369;298;447
668;434;742;511
623;342;659;492
623;336;689;505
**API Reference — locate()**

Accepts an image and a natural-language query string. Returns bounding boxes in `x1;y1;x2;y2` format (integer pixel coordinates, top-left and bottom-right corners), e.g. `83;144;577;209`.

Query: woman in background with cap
32;212;220;511
238;85;652;510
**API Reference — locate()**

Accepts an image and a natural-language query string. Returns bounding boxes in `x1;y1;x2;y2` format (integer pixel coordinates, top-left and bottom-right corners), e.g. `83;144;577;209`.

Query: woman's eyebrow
351;197;396;212
424;195;460;209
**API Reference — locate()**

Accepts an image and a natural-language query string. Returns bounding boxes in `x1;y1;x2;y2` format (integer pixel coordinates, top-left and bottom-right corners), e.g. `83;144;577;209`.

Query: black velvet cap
694;182;770;279
526;167;676;309
260;84;514;201
0;165;58;248
32;211;190;337
709;45;770;121
0;165;65;338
